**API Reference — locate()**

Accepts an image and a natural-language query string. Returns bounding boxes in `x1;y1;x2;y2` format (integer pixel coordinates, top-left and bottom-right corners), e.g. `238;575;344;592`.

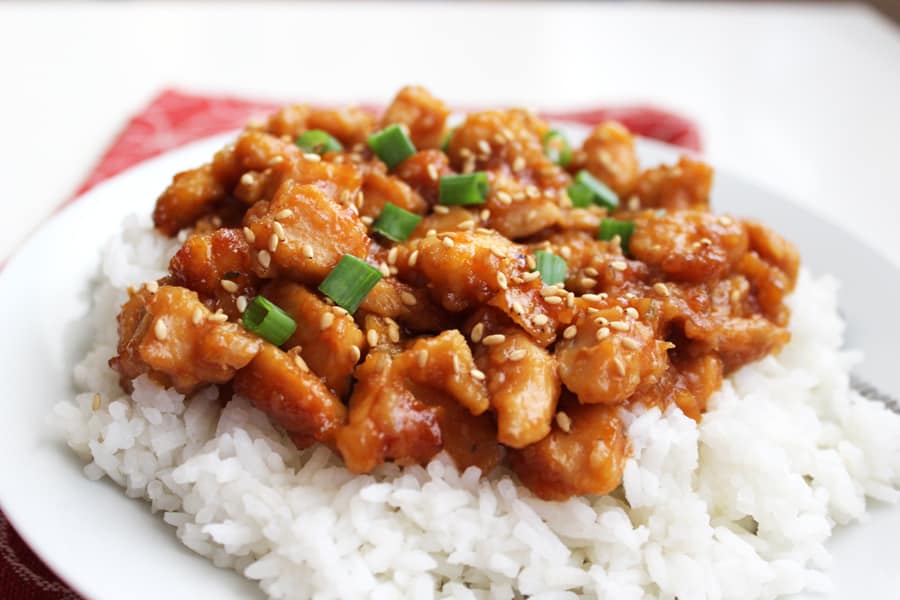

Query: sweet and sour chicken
111;86;799;500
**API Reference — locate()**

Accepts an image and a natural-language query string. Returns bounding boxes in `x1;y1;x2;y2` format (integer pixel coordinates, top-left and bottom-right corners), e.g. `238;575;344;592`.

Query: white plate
0;129;898;600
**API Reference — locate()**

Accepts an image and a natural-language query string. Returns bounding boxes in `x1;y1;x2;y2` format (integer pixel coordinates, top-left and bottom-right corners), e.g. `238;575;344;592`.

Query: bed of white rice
51;216;900;600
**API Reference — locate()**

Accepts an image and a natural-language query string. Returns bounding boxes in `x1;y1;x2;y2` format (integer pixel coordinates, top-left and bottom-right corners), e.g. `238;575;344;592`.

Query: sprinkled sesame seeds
609;320;630;331
243;227;256;243
427;163;439;180
626;307;640;319
490;247;507;259
580;277;598;288
613;357;627;376
512;156;526;171
366;329;379;347
426;229;438;238
483;333;506;346
146;281;159;293
496;272;508;290
442;236;455;248
563;325;578;339
91;393;101;411
480;209;491;221
497;191;512;205
471;322;485;343
533;314;549;326
477;139;491;154
470;368;486;381
236;296;248;313
275;209;293;220
269;155;284;166
434;205;450;215
408;250;420;267
458;220;475;230
417;349;428;368
387;247;399;265
293;354;310;372
361;215;374;226
525;185;540;199
258;249;271;268
522;271;541;282
400;291;417;306
582;293;603;302
508;349;526;362
653;282;670;297
378;262;391;277
388;324;400;343
584;267;599;277
208;311;229;323
526;255;537;270
220;279;239;293
300;244;314;260
192;307;204;326
268;234;279;253
559;246;572;260
320;312;335;330
272;221;287;241
240;172;257;186
154;319;168;341
610;260;627;271
303;153;322;162
350;345;361;363
556;411;571;433
622;337;640;350
596;327;610;341
511;301;525;315
545;296;563;305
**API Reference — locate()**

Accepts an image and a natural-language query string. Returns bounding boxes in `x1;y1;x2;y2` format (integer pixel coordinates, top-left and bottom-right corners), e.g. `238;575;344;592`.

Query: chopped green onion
241;296;297;346
567;170;619;210
598;219;636;253
441;127;456;153
318;255;383;314
542;130;572;167
372;202;422;242
439;172;489;205
295;129;343;155
534;250;568;286
368;124;416;169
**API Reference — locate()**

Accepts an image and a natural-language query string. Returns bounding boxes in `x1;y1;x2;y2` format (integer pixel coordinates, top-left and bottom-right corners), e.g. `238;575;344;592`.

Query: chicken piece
509;401;628;500
484;170;563;240
153;164;228;236
629;211;749;283
381;86;451;150
169;228;256;318
556;304;669;405
110;285;261;393
360;168;427;220
336;352;443;472
307;106;377;147
487;284;572;347
260;281;364;398
744;220;800;285
632;156;712;211
409;206;481;237
261;104;311;139
233;344;346;448
740;220;800;324
684;314;790;373
574;121;640;197
475;329;559;448
393;150;450;204
244;180;370;283
360;277;453;332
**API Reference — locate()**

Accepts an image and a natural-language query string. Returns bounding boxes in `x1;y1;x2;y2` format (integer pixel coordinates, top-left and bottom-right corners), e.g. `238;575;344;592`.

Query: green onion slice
567;170;619;210
542;130;572;167
598;219;636;253
439;172;489;205
441;127;456;153
368;124;416;169
241;296;297;346
318;255;383;314
534;250;568;286
295;129;343;155
372;202;423;242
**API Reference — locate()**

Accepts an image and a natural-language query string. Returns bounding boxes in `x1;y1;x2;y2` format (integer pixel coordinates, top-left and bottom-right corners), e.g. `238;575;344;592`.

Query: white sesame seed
145;281;159;293
508;349;526;362
243;226;257;244
451;354;461;374
533;314;550;326
526;185;540;199
613;357;627;376
522;271;541;282
91;393;101;411
236;296;248;313
496;272;508;290
470;368;486;381
417;349;428;368
480;209;491;221
545;296;563;305
512;156;525;171
388;324;400;343
269;155;284;166
378;262;390;277
433;205;450;215
350;345;361;363
320;312;335;330
477;139;491;155
240;172;257;186
387;246;399;265
511;301;525;315
366;329;379;347
595;316;609;326
458;219;475;230
596;327;610;341
610;320;630;331
556;411;572;433
563;325;578;339
580;277;598;288
258;249;271;268
653;282;670;297
220;279;239;293
622;337;640;350
471;323;485;343
491;247;507;259
610;260;627;271
361;215;374;226
426;229;437;238
584;267;599;277
302;244;314;260
293;354;310;372
482;334;507;346
400;291;417;306
275;209;293;220
626;307;640;319
408;250;420;267
582;293;603;302
268;233;279;253
442;237;454;248
559;246;572;260
208;310;229;323
303;153;322;162
427;163;439;181
496;191;512;205
191;307;204;326
154;319;168;341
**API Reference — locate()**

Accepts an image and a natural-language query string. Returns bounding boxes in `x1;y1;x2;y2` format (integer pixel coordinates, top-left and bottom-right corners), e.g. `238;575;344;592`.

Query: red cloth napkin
3;89;701;599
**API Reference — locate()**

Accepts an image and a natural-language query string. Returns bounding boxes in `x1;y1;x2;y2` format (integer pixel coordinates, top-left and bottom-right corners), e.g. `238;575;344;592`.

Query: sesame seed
400;291;418;306
366;329;379;347
258;249;271;268
463;157;476;173
471;323;485;343
219;279;238;294
387;246;399;265
495;272;509;290
320;312;335;330
470;368;486;381
483;334;507;346
522;271;541;282
493;132;507;144
356;191;365;208
545;296;563;305
582;293;603;302
236;296;248;313
427;229;437;238
476;227;493;235
477;139;491;155
584;267;599;277
512;156;526;171
496;191;512;205
559;246;572;260
191;307;204;326
627;196;641;211
378;262;390;277
508;349;526;361
613;357;627;376
480;209;491;221
526;185;540;199
293;354;310;372
303;153;322;162
273;221;286;241
433;205;450;215
154;319;168;341
145;281;159;293
458;220;475;230
595;316;609;326
596;327;610;341
626;307;640;319
442;237;454;248
580;277;598;288
653;282;670;297
269;155;284;166
533;314;550;326
610;260;627;271
417;349;428;368
243;227;256;243
490;247;507;259
622;337;640;350
408;250;420;267
427;163;439;180
268;234;279;253
208;311;229;323
511;301;525;315
563;325;578;339
539;286;557;297
361;215;374;226
719;216;733;226
275;209;293;220
609;320;630;331
556;411;572;433
350;345;361;362
301;244;314;260
91;393;101;411
526;255;537;270
240;172;256;186
388;325;400;343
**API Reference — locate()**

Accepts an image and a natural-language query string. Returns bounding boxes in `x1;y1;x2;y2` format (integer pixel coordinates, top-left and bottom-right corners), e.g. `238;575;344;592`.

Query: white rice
52;215;900;600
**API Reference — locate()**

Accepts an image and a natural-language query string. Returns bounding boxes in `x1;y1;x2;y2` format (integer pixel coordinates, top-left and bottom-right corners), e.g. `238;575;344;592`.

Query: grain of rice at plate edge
51;217;900;600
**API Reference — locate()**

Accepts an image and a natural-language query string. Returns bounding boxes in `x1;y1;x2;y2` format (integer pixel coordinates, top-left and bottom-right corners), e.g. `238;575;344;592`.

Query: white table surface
1;1;899;268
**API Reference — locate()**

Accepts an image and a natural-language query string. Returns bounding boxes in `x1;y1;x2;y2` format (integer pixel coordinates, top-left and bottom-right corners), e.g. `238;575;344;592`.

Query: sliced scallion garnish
534;250;568;286
542;130;572;167
241;296;297;346
372;202;422;242
567;170;619;210
439;172;489;205
598;219;636;253
441;127;456;153
368;124;416;170
318;255;383;314
295;129;343;155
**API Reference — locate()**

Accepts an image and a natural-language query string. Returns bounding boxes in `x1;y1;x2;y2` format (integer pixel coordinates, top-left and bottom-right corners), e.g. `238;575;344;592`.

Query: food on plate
54;87;900;600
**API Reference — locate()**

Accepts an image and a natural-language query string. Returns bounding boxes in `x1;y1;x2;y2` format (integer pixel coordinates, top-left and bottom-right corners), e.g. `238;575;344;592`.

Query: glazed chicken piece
509;400;628;501
260;281;364;398
359;167;428;219
153;163;229;236
381;85;451;150
632;156;713;211
484;170;563;240
556;303;669;405
475;329;559;448
110;285;261;393
244;179;370;283
233;343;347;448
360;277;453;332
263;104;376;147
573;121;640;198
393;150;450;204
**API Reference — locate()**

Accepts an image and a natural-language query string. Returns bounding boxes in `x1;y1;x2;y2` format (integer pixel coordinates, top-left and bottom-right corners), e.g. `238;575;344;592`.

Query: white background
1;1;899;267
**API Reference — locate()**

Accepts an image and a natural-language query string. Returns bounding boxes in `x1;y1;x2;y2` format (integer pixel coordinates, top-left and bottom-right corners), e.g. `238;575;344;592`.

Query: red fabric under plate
4;89;701;598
